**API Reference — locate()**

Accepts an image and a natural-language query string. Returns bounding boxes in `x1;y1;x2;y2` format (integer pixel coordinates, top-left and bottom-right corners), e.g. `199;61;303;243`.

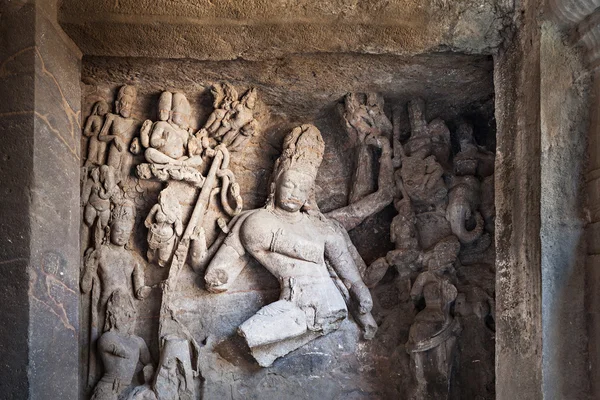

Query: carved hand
114;136;124;152
109;343;128;358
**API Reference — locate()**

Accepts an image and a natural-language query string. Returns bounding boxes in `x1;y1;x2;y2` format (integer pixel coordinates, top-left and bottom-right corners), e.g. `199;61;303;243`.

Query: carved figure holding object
406;237;461;400
91;290;154;400
145;189;183;267
84;100;110;167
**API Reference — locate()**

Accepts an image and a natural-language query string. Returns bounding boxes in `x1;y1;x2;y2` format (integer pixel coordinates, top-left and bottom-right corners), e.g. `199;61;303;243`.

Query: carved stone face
111;218;134;246
275;169;313;212
97;101;109;116
117;97;133;118
159;109;170;121
171;111;189;129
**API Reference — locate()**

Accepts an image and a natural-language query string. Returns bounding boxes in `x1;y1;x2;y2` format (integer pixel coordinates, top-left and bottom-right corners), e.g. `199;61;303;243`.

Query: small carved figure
144;92;203;168
365;92;393;139
398;144;447;213
340;92;393;203
405;99;451;169
406;237;461;400
81;165;119;253
213;88;258;148
205;124;375;367
454;122;495;178
363;196;421;287
84;100;110;166
99;85;139;183
204;83;237;135
145;189;183;267
81;200;151;317
91;290;154;400
154;336;197;400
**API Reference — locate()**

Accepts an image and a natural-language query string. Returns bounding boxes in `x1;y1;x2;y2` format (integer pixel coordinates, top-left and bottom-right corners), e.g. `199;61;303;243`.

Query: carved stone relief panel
80;54;496;400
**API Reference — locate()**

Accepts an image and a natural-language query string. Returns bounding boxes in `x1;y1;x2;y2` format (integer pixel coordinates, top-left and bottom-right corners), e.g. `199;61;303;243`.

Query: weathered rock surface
80;52;496;399
60;0;511;61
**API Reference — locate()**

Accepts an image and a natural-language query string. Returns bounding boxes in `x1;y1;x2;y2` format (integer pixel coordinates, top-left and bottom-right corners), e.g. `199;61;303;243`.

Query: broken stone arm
80;176;93;207
409;272;428;303
138;337;153;366
98;114;121;149
324;227;373;315
133;260;150;299
83;116;97;138
174;217;184;237
144;204;159;228
140;119;152;148
80;250;98;294
326;138;395;231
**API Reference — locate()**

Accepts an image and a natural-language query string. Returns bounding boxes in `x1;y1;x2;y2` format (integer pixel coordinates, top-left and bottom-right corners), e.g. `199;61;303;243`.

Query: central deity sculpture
204;124;376;367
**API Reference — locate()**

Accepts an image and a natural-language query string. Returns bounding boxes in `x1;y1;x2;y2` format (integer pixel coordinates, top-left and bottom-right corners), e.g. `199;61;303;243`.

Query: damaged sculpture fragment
204;124;376;367
79;77;495;399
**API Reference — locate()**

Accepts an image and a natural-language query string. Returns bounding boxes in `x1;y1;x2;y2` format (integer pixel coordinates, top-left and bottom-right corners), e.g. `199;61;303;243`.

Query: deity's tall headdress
171;92;191;128
158;91;173;121
266;124;325;212
111;199;136;224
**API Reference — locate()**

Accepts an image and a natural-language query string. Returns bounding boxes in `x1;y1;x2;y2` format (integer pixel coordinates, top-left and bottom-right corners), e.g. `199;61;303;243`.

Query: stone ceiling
59;0;512;60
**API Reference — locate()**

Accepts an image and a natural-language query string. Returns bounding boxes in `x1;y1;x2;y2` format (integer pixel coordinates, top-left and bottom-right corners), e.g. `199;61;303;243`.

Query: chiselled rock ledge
59;0;511;60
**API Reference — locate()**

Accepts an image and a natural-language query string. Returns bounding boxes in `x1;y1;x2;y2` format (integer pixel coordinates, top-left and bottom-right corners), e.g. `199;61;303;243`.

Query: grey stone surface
0;1;82;399
493;0;543;398
540;20;590;400
79;51;497;399
58;0;511;61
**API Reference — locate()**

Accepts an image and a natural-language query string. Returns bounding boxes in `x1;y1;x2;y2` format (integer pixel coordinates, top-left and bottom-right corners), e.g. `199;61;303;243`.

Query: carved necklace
268;207;305;224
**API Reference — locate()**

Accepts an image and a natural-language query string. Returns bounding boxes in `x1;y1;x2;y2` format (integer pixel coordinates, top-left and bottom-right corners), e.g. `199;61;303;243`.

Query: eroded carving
99;85;139;184
204;124;375;367
80;80;495;399
205;84;259;152
145;189;183;267
81;165;120;254
84;100;110;167
91;290;153;400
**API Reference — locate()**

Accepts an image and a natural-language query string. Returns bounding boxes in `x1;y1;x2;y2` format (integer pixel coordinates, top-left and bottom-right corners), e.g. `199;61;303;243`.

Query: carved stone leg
409;336;458;400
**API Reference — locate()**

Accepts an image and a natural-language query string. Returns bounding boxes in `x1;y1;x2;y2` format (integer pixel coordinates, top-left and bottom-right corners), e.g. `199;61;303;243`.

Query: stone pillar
493;0;543;398
0;1;81;398
540;18;590;400
547;1;600;398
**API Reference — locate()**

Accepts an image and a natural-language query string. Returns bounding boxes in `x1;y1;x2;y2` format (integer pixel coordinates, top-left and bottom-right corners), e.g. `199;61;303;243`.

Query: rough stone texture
586;59;600;400
0;0;82;399
59;0;511;61
0;4;36;397
80;54;496;399
493;0;543;398
540;20;590;400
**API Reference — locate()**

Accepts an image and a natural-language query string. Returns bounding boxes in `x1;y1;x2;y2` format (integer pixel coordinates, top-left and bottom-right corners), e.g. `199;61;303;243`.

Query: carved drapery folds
80;83;495;399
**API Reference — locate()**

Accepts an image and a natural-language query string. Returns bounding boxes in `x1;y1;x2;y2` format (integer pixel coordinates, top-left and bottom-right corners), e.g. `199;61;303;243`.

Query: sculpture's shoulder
310;214;346;244
97;330;118;349
239;208;274;249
